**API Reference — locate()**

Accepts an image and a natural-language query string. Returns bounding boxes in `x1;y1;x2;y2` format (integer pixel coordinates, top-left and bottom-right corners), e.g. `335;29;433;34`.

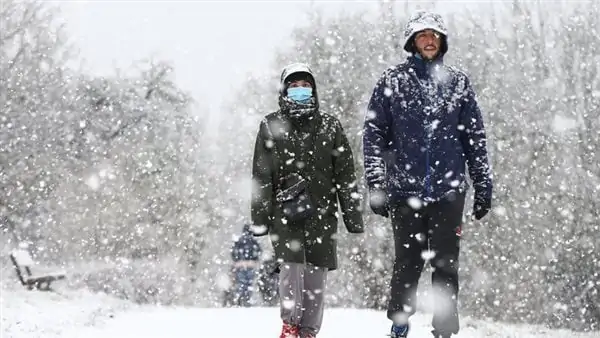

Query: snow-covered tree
1;1;214;304
0;0;73;239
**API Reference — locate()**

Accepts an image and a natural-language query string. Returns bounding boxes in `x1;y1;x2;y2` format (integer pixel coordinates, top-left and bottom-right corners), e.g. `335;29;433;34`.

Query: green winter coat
250;110;364;271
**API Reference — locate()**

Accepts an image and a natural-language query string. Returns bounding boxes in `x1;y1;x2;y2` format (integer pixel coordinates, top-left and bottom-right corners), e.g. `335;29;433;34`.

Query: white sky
57;0;490;131
59;1;383;119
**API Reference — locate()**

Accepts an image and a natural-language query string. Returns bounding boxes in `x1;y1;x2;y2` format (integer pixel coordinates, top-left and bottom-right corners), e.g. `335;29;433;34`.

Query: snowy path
2;288;598;338
62;307;598;338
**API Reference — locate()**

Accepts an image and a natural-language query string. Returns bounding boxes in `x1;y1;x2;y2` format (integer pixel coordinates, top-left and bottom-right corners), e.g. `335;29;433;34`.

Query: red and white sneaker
279;323;299;338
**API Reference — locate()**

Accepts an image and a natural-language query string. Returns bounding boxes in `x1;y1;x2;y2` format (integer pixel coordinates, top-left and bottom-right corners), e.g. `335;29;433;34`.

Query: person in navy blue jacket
230;223;262;307
363;10;493;338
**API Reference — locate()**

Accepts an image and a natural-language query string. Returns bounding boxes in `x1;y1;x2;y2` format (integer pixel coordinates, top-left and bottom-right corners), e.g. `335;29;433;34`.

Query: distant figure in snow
363;10;493;338
230;223;262;307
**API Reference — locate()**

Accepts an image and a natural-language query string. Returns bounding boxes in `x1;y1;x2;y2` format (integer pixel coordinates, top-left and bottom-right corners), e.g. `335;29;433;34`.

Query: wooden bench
9;249;66;291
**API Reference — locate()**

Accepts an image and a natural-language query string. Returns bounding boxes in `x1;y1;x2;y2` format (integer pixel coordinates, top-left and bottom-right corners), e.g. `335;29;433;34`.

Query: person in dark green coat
250;62;364;338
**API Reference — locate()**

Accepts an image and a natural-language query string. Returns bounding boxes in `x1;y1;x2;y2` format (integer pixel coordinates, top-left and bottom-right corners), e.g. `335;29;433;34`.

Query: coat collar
407;54;445;80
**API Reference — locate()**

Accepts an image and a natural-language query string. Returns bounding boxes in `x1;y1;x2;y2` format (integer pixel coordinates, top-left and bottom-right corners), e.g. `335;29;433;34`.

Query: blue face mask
287;87;313;103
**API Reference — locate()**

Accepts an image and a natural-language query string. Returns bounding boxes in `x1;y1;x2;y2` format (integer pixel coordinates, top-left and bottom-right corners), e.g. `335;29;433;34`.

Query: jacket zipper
425;116;432;200
413;71;435;201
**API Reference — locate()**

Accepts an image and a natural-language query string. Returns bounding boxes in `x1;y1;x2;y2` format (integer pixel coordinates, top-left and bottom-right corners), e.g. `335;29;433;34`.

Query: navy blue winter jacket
363;55;493;203
231;224;262;262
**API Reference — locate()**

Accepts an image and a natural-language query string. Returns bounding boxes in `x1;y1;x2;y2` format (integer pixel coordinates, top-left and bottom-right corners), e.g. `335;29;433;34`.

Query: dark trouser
387;191;465;335
233;268;256;307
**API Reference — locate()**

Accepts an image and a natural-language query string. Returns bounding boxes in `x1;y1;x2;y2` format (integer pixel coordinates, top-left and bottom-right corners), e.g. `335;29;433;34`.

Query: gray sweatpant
279;262;328;336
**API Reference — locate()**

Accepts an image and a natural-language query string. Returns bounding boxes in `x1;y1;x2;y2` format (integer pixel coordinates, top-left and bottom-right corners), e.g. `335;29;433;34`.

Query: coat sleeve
231;240;241;261
363;71;392;190
332;120;364;234
459;76;493;201
251;119;276;235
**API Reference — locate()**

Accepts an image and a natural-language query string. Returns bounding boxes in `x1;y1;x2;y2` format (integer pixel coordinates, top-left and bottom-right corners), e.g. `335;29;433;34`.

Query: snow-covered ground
2;287;598;338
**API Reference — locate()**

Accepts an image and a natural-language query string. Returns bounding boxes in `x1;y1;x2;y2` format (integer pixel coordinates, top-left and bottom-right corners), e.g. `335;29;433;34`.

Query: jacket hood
403;10;448;56
279;62;319;109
